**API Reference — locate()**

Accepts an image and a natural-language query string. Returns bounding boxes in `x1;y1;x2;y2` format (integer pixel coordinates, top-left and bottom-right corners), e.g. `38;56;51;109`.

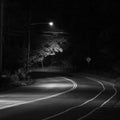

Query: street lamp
48;21;54;27
30;21;54;27
27;21;54;70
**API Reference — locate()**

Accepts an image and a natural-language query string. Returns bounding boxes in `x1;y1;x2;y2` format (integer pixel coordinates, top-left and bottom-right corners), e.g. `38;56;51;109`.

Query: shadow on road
28;71;71;79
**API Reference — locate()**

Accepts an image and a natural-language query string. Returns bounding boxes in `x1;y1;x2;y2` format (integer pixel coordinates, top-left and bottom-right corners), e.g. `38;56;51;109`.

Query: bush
10;68;33;86
0;68;34;90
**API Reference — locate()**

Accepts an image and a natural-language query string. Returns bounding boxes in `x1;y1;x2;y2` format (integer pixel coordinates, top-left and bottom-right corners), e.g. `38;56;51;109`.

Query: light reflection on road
39;83;72;89
0;77;76;110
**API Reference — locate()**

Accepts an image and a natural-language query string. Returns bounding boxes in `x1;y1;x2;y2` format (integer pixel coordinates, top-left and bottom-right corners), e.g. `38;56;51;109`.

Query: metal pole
0;0;4;74
41;60;44;69
27;28;30;71
27;1;31;72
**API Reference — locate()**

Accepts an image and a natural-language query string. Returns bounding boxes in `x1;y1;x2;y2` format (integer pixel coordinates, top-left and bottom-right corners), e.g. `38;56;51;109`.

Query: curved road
0;74;119;120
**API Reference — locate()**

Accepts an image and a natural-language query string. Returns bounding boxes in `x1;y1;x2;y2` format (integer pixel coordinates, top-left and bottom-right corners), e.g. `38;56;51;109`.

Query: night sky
2;0;120;71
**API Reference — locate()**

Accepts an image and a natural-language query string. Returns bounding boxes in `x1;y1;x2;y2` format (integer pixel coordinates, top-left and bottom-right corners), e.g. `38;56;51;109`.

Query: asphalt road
0;73;120;120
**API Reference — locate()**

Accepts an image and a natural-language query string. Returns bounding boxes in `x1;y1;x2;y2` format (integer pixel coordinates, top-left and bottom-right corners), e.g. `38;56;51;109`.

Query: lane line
77;77;118;120
42;77;105;120
0;77;77;110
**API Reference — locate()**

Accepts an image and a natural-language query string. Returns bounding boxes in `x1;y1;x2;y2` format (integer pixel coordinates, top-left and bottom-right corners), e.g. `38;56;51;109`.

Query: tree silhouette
29;34;67;68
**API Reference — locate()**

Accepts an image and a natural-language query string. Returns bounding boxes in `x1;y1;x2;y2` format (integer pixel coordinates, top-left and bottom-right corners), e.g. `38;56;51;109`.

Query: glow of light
39;83;72;89
49;21;54;26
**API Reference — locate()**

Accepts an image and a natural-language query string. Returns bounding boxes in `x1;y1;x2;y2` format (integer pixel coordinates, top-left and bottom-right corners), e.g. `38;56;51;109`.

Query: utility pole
26;1;31;72
0;0;4;74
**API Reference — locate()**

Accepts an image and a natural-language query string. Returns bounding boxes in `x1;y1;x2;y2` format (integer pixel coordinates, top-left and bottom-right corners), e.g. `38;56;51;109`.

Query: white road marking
77;77;118;120
42;77;105;120
0;77;77;110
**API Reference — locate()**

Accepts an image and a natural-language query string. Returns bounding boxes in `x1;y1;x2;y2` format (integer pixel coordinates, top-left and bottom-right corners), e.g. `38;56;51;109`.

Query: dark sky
6;0;120;38
3;0;120;70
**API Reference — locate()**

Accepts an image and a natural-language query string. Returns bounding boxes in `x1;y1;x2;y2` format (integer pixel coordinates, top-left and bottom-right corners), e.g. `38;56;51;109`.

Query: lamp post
27;21;54;70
